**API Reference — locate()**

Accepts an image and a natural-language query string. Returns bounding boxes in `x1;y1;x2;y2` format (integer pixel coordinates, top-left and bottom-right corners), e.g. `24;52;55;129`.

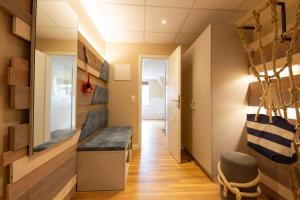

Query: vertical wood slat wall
76;33;108;131
0;1;107;199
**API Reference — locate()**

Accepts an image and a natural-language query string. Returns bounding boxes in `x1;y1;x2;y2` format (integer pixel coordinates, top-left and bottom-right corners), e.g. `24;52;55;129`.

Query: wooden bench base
77;148;132;191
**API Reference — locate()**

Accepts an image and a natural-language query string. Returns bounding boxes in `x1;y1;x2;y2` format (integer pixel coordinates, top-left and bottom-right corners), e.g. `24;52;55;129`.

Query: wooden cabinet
182;24;249;180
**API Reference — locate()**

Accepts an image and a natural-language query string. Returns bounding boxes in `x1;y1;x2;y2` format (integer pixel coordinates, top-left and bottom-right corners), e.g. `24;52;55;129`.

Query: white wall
142;79;165;120
211;25;249;177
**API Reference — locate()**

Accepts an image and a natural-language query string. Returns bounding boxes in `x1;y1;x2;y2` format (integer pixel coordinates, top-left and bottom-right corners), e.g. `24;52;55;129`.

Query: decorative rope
218;162;261;200
236;1;300;199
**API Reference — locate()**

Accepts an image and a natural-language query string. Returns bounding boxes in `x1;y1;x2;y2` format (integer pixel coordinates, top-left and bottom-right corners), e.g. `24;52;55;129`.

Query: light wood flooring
72;120;266;200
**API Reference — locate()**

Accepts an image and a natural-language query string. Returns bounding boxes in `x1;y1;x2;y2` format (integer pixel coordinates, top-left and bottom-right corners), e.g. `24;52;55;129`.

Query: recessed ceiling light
161;19;167;25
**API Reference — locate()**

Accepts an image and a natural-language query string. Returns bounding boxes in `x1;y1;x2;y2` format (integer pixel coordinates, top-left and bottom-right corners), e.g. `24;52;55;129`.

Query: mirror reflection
33;0;78;152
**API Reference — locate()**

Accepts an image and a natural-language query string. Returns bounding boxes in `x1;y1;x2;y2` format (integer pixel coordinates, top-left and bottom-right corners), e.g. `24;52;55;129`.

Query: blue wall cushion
79;108;108;142
91;86;108;104
100;60;109;82
78;126;132;151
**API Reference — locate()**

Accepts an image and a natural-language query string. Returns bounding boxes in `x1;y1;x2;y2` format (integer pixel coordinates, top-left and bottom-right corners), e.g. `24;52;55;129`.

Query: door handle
170;95;181;108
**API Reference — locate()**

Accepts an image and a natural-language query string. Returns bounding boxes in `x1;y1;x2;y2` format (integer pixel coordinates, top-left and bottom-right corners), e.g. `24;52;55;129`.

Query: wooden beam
251;32;300;66
8;57;30;86
53;175;77;200
77;69;106;88
10;131;79;183
77;58;100;78
78;33;105;63
248;74;300;106
9;124;29;151
1;148;28;167
0;0;32;25
7;150;76;200
252;53;300;73
9;85;30;109
12;16;31;42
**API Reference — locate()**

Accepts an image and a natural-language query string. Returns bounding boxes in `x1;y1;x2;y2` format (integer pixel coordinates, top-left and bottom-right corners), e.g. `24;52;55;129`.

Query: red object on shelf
82;74;93;95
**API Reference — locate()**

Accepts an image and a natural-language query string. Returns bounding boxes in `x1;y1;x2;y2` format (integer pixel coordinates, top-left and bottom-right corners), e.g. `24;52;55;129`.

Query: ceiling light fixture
161;19;167;25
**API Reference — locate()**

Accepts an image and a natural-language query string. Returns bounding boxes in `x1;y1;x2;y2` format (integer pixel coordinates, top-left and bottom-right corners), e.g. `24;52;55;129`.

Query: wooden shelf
77;58;100;78
251;53;300;74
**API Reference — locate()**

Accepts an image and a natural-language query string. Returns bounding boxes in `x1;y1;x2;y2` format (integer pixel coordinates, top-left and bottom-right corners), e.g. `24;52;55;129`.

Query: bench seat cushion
78;126;132;151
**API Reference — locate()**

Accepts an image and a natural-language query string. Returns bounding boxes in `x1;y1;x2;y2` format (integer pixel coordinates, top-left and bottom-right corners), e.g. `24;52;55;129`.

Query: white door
167;46;181;163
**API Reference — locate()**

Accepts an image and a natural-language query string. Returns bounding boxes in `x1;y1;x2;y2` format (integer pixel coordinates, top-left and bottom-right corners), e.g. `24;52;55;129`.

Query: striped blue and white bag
247;114;298;164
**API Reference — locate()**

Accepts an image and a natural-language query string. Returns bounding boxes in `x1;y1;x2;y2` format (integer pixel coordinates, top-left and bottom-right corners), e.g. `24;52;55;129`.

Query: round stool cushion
220;151;259;200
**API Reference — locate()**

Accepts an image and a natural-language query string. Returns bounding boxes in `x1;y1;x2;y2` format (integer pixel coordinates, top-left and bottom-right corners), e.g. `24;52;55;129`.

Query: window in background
142;82;150;106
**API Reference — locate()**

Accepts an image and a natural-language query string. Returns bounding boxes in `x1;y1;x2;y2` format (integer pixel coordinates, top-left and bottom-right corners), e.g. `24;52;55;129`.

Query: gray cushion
78;126;132;151
92;86;108;104
99;60;109;82
34;129;75;152
79;108;108;142
220;151;259;200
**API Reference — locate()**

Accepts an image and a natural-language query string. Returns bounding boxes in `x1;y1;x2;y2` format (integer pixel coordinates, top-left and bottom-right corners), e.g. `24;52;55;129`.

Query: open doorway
140;58;167;150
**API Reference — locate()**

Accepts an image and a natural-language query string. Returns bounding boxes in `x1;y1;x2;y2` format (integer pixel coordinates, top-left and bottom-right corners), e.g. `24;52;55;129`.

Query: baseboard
183;148;216;182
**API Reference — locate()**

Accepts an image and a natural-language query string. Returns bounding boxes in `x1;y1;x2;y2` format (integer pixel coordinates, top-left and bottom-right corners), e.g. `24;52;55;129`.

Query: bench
77;109;133;191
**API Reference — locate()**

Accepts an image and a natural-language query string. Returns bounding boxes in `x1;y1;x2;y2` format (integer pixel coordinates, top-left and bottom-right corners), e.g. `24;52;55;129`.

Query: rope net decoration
236;0;300;199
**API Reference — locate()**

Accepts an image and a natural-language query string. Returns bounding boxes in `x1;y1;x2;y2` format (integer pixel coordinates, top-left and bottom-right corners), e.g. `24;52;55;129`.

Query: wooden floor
72;120;221;200
72;120;269;200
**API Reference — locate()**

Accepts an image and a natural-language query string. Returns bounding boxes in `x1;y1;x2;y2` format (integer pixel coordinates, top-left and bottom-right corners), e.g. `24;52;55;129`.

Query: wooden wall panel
24;156;76;200
9;124;29;151
77;40;103;71
10;131;79;183
76;36;108;132
77;58;100;78
12;16;31;41
248;74;300;106
77;68;106;88
2;148;28;167
9;85;30;109
53;175;76;200
1;2;80;200
0;0;32;25
0;4;31;198
7;146;75;199
7;152;76;200
252;32;300;66
8;57;29;86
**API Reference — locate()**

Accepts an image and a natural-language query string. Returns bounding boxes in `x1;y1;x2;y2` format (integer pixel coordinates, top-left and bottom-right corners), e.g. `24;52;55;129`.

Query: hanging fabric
82;46;93;95
247;114;297;164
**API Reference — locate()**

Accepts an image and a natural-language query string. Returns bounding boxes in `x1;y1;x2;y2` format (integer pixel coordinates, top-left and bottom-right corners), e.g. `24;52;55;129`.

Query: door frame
137;54;168;150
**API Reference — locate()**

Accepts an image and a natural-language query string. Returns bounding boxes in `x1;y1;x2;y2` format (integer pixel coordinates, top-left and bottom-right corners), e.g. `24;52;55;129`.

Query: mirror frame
29;0;37;156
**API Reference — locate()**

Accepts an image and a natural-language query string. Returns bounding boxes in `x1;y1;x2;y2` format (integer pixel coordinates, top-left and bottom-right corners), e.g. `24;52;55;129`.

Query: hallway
73;120;220;200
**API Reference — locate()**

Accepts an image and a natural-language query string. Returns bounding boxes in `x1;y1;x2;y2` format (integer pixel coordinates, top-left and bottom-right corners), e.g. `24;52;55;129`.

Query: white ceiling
142;58;166;80
80;0;259;45
37;0;78;40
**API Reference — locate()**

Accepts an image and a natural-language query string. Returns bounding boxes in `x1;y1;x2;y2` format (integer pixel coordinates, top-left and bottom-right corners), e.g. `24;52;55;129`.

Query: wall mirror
31;0;78;153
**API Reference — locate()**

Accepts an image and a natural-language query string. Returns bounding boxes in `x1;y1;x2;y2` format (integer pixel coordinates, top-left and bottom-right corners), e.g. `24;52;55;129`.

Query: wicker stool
219;151;260;200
